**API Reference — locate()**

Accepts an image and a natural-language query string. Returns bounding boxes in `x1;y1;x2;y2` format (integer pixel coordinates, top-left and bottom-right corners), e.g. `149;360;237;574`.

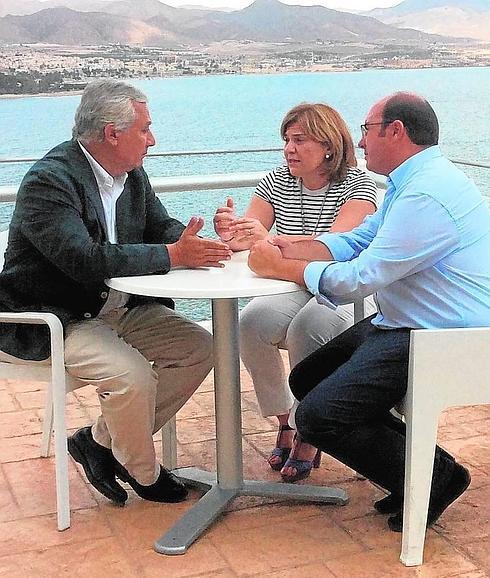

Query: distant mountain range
0;0;479;47
366;0;490;41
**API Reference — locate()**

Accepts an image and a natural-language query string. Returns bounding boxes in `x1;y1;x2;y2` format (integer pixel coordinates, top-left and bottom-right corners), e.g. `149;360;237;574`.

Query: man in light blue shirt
248;92;490;531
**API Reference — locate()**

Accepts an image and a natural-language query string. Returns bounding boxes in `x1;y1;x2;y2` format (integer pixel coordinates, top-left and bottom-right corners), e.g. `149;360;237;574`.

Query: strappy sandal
267;424;294;471
280;434;321;483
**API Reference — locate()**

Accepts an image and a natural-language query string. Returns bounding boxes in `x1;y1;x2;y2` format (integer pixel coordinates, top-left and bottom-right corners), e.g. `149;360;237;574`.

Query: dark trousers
291;315;455;498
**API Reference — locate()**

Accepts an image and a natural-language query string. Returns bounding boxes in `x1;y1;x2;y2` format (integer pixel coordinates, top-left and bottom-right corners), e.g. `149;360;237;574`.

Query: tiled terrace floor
0;364;488;578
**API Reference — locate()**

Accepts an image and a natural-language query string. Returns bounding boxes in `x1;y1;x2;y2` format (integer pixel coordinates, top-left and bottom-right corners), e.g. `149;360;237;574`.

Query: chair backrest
408;327;490;411
0;228;55;380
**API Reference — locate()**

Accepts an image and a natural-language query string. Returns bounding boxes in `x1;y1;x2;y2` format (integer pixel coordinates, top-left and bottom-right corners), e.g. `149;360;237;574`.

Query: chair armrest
0;312;65;374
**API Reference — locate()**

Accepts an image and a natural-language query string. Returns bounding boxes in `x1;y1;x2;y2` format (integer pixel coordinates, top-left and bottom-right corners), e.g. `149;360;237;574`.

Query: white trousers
240;290;377;418
64;303;213;484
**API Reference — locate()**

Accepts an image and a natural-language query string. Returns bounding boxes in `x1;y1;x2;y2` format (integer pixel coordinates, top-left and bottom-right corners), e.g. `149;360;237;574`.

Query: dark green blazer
0;140;185;360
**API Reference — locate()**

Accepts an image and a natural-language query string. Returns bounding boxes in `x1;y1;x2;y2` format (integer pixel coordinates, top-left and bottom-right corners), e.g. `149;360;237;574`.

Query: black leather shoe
68;427;128;505
374;493;402;514
114;462;188;503
388;463;471;532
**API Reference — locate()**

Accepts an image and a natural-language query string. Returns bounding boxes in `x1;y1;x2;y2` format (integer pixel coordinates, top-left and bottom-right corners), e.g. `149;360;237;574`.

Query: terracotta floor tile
195;374;214;393
175;396;208;420
183;439;217;472
191;390;216;416
0;536;136;578
457;540;490;574
0;410;42;437
135;538;229;578
0;390;16;412
3;458;97;517
209;514;364;576
177;416;216;445
241;409;276;435
219;502;323;533
441;406;490;426
434;486;489;545
340;512;404;551
15;389;49;410
190;570;238;578
439;419;489;442
324;479;385;522
0;508;113;557
442;437;490;468
0;467;21;523
240;390;261;412
72;386;100;406
241;438;281;482
257;563;336;578
0;370;487;577
100;494;204;551
243;430;279;460
35;403;92;431
325;533;478;578
459;464;489;490
5;379;48;393
0;433;47;463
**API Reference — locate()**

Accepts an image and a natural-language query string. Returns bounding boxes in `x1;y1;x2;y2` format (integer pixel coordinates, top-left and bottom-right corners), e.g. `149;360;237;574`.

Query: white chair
400;326;490;566
0;229;177;530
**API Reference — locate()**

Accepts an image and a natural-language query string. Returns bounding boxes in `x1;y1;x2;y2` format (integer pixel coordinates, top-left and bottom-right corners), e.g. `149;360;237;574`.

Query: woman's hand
213;197;236;242
229;216;269;244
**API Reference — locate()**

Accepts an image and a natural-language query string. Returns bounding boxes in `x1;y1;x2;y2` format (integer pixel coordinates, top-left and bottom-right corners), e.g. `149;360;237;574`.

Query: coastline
1;63;489;99
0;90;84;100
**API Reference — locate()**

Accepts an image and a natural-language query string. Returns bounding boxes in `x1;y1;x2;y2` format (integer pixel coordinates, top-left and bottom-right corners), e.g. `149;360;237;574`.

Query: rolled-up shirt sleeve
304;190;459;306
304;208;382;305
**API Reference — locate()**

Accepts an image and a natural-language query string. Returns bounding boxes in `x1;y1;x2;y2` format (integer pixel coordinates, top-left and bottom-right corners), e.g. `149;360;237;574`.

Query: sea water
1;67;489;319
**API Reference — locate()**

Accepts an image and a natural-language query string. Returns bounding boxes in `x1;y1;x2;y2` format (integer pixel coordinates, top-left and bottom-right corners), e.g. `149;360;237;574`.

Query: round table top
106;250;301;299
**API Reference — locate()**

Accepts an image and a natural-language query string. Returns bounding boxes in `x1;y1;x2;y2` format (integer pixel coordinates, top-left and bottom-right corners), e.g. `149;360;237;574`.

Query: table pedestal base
154;466;348;555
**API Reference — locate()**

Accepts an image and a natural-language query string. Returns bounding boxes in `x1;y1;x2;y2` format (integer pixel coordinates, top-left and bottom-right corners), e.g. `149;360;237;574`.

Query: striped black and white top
254;165;378;236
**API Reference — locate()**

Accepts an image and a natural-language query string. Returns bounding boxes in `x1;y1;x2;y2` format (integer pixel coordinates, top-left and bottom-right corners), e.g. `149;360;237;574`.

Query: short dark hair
382;92;439;146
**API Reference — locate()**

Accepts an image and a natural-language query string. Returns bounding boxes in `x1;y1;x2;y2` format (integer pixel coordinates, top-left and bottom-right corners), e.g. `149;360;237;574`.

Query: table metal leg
155;297;348;556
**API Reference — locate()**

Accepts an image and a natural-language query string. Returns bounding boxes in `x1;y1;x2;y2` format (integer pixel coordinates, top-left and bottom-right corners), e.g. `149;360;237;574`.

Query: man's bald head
380;92;439;146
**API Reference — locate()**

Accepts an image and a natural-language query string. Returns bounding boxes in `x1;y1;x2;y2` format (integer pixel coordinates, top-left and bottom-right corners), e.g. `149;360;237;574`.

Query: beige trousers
64;303;213;484
240;290;377;417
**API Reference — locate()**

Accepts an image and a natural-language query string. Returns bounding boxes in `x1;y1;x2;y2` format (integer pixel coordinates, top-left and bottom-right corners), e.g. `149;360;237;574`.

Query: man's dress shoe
388;463;471;532
114;462;188;503
68;426;128;505
374;493;402;514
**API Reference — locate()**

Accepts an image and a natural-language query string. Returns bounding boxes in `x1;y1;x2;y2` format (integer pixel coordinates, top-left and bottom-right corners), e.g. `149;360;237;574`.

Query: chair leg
161;415;177;470
52;374;70;531
401;404;440;566
40;381;54;457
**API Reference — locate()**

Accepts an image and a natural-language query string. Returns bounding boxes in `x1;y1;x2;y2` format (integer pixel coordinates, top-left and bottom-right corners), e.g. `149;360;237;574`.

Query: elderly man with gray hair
0;80;232;505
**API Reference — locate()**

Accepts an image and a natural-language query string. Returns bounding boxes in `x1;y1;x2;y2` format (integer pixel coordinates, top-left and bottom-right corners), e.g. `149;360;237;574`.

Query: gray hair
72;79;148;143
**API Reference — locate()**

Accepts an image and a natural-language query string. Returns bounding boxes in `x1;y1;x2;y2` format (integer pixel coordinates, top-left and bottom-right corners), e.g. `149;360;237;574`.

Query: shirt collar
388;145;442;190
78;140;127;191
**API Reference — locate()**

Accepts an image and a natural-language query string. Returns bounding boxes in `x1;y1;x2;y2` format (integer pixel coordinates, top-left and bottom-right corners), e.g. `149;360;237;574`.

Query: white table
107;251;348;555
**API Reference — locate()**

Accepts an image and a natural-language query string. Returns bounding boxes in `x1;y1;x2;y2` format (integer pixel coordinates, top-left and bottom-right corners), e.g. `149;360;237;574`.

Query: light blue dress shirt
304;146;490;329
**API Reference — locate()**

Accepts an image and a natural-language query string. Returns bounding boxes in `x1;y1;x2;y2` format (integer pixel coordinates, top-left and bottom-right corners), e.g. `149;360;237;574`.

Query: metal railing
0;147;488;203
1;147;490;170
0;152;388;202
0;171;269;202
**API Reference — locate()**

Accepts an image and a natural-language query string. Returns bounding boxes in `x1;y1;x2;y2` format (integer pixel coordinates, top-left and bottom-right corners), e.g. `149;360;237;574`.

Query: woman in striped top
213;103;378;483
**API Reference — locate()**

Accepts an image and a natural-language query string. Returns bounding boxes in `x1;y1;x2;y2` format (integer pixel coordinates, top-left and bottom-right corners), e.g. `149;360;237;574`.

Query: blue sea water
1;67;489;319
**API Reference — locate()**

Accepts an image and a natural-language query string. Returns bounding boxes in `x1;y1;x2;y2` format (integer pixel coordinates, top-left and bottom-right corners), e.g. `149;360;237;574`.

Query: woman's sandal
280;435;321;483
267;424;294;471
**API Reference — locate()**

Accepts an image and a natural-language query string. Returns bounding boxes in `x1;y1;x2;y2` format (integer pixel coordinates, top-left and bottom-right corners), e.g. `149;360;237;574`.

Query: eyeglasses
360;122;388;137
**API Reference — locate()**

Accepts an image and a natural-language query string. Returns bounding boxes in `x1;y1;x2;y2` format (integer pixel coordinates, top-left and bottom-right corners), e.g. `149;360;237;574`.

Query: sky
163;0;402;9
